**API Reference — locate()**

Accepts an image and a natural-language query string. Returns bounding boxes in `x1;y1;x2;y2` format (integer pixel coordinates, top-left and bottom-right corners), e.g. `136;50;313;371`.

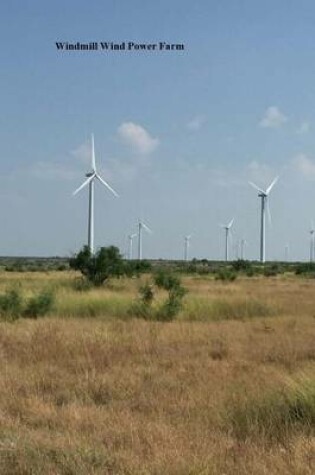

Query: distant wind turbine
73;134;119;254
309;222;315;262
137;219;152;260
240;238;247;260
221;218;234;261
128;233;137;260
249;177;278;263
184;235;192;261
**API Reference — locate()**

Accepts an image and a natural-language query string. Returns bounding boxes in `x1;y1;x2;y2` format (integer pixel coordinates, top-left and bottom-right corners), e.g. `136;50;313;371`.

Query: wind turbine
309;222;315;262
240;238;247;260
249;177;278;263
137;219;152;260
184;235;191;261
128;233;137;260
221;218;234;261
73;134;119;254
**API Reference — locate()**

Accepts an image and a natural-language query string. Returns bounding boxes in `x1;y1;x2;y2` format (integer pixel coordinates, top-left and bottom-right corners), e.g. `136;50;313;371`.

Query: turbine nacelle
221;218;234;231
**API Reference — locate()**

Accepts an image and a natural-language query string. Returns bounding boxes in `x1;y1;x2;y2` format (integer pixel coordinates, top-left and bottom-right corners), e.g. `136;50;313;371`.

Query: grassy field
0;271;314;474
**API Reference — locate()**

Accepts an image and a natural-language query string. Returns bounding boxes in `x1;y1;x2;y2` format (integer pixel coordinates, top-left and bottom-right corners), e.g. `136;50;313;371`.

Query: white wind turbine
137;219;152;260
184;235;192;261
249;177;278;263
221;218;234;262
240;238;248;260
128;233;137;260
73;134;119;254
309;222;315;262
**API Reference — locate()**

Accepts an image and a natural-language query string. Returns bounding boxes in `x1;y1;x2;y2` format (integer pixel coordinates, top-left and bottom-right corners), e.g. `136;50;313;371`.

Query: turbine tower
240;238;247;260
184;235;191;261
137;220;152;260
73;134;119;254
221;218;234;262
128;233;137;260
309;223;315;262
249;177;278;263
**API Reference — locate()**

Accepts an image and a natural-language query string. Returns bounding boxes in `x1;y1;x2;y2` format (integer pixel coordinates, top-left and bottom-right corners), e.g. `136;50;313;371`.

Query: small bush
156;297;182;322
231;259;252;272
139;282;155;306
154;271;187;321
23;291;55;319
215;269;237;281
264;263;283;277
295;262;315;276
0;288;23;321
0;288;54;321
131;272;187;322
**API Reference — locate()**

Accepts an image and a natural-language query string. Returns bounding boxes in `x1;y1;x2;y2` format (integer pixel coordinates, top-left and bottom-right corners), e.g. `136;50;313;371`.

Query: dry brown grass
0;272;314;473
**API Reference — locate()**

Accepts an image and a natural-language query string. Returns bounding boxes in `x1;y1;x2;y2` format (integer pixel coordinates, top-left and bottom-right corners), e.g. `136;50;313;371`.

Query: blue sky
1;0;315;260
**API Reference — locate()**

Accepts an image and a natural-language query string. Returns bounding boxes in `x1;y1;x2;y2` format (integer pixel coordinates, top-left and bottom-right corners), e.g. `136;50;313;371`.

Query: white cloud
259;106;288;128
118;122;159;154
187;115;205;131
293;153;315;179
296;121;310;135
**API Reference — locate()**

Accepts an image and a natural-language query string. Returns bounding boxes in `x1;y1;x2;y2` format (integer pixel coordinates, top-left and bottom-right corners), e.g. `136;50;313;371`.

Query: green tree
69;245;126;286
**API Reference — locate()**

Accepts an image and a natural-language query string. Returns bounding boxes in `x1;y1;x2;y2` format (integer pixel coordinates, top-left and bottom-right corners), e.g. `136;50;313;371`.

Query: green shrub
295;262;315;276
23;291;55;319
154;271;187;321
0;288;55;321
264;263;284;277
156;297;183;321
231;259;252;272
70;246;150;286
131;272;187;322
215;269;237;281
0;288;23;321
139;282;155;305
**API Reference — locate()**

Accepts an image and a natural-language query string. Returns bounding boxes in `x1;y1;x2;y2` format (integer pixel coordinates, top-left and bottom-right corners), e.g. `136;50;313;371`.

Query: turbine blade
228;218;234;229
96;174;119;197
266;176;279;195
91;133;96;172
142;223;152;234
249;181;265;194
73;174;95;196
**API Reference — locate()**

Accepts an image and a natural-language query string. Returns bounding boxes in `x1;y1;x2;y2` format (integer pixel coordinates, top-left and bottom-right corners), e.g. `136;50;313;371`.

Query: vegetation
0;267;314;473
0;287;55;321
0;313;314;474
154;271;187;320
69;246;151;287
69;246;125;286
131;271;187;321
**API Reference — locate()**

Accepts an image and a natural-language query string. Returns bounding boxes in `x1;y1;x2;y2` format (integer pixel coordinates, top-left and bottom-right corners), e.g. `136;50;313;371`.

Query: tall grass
0;317;314;474
226;376;315;442
183;297;274;321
